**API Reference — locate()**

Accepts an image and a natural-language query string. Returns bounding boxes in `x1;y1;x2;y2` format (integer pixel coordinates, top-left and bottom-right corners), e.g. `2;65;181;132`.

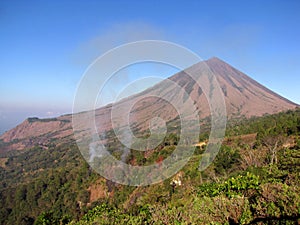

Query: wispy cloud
73;21;165;66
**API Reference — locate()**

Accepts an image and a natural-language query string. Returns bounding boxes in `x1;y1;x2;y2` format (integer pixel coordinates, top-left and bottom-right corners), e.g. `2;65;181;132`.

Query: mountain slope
0;57;298;151
205;57;297;117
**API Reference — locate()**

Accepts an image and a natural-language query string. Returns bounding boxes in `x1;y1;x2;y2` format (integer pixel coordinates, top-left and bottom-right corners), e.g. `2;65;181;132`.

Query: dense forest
0;108;299;224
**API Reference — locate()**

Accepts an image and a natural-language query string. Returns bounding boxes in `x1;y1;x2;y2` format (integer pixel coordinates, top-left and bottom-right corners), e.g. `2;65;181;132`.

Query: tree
262;135;285;165
34;211;57;225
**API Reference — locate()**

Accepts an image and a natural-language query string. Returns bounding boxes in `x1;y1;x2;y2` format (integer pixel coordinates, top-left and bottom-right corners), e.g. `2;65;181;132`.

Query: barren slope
1;57;298;151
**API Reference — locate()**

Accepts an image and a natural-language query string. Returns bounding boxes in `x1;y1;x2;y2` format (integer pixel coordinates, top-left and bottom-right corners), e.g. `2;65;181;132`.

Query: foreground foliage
0;109;299;224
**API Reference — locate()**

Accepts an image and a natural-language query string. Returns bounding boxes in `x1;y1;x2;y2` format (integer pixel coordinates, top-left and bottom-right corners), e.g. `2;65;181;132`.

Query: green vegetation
0;109;299;224
0;142;98;225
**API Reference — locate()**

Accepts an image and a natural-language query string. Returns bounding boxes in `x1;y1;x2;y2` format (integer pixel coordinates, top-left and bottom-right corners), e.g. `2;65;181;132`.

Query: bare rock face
0;57;298;151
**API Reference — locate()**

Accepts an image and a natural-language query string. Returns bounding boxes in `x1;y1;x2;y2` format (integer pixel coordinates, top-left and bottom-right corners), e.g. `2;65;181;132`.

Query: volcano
1;57;298;151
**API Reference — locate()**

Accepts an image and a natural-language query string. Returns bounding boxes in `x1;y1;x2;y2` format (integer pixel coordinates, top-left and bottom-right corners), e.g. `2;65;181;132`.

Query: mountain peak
205;56;230;66
1;57;298;151
206;56;223;62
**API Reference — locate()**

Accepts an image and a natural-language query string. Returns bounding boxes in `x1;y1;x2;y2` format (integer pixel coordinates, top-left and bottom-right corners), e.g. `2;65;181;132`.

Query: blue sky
0;0;300;134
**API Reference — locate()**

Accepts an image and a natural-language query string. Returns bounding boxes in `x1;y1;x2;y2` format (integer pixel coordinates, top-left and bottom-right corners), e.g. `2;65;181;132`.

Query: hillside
0;109;299;224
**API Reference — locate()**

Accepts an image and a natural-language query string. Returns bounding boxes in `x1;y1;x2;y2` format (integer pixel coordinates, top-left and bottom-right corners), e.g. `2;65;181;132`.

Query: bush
198;172;260;197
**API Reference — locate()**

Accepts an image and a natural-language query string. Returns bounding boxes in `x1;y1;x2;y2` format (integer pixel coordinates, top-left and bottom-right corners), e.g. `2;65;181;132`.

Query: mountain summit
0;57;298;151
